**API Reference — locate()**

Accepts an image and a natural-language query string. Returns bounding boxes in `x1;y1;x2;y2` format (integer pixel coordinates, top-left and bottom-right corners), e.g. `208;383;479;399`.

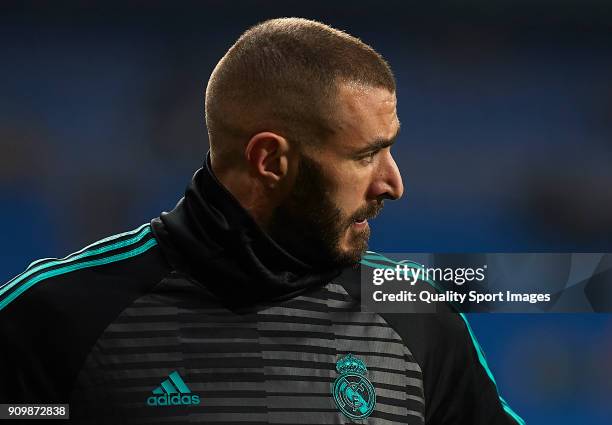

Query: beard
267;153;383;269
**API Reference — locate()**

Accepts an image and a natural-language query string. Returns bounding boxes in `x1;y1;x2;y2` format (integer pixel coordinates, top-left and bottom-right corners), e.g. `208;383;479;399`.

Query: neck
212;159;275;231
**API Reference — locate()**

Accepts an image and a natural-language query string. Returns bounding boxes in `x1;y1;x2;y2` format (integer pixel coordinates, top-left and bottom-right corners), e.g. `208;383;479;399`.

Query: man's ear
245;132;291;188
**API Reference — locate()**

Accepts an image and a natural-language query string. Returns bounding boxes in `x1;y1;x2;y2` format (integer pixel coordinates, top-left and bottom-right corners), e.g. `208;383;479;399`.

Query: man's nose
371;150;404;201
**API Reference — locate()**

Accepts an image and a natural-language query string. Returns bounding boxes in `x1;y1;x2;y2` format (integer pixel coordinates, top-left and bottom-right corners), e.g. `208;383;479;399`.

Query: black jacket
0;153;523;425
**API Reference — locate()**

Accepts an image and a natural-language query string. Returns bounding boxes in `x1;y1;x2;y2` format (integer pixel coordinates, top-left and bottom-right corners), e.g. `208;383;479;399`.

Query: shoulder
0;223;172;402
0;223;167;316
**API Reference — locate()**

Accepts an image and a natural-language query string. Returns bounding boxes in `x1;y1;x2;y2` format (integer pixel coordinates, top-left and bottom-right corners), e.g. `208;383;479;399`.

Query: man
0;18;523;424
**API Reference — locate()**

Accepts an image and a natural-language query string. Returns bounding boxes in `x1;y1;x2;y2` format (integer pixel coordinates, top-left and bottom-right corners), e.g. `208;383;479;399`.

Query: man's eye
359;151;378;163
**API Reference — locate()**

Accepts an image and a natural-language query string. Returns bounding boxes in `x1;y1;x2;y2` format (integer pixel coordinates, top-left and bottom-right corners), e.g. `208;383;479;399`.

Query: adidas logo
146;371;201;407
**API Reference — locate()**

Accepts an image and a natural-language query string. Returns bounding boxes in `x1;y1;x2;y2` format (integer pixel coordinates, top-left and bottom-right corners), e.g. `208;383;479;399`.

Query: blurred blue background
1;1;611;423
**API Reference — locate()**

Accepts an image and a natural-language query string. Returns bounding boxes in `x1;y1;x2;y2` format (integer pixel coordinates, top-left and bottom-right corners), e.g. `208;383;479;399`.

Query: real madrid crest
332;353;376;421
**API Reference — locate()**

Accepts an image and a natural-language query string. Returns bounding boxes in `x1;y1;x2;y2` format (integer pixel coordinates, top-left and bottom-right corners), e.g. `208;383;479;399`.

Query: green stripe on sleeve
0;238;157;311
2;224;150;292
0;225;151;298
26;223;150;269
458;312;526;425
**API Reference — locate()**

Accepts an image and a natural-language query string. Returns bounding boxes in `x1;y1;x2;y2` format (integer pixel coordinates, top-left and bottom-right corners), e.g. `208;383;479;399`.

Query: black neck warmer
151;152;344;307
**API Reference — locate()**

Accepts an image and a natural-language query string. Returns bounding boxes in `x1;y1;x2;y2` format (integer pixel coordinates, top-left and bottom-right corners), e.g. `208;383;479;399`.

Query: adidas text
146;394;201;406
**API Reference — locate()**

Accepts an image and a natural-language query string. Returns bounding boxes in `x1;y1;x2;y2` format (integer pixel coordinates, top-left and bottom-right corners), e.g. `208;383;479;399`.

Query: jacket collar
151;151;343;307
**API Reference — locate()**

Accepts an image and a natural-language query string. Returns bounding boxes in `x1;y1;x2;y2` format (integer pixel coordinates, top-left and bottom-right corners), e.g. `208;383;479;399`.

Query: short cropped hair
205;17;395;165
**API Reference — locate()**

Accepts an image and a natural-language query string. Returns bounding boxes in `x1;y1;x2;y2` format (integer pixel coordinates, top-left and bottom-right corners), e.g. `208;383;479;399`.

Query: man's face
269;83;403;268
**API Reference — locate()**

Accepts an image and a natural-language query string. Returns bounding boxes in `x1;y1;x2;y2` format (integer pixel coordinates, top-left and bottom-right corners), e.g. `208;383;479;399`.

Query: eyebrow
353;125;401;156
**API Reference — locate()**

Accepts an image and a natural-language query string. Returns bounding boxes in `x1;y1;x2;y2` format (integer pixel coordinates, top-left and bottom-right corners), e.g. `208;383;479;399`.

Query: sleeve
0;240;170;404
412;312;524;425
0;283;65;403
